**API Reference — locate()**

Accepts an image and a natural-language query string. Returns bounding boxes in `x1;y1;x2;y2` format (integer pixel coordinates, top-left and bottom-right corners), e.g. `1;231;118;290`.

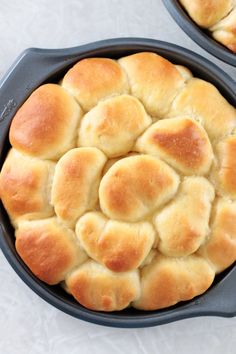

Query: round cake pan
163;0;236;67
0;38;235;328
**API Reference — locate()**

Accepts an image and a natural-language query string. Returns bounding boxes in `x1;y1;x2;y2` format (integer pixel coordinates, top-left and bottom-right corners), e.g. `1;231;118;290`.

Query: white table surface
0;1;235;353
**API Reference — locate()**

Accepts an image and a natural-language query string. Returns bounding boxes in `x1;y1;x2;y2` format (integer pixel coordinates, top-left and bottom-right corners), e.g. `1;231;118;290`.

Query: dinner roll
62;58;129;111
0;149;55;226
99;155;180;222
118;52;185;118
211;136;236;199
51;148;107;226
211;8;236;53
9;84;83;160
135;117;214;175
154;177;215;257
133;254;215;310
78;95;151;157
199;198;236;273
16;218;87;285
169;78;236;141
76;211;156;272
65;260;140;311
179;0;232;28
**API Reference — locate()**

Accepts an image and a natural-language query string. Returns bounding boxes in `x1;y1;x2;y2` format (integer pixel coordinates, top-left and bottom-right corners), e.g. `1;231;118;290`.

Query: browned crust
9;84;82;159
76;212;155;272
16;218;86;285
133;254;215;310
66;260;140;311
0;149;55;225
62;58;129;111
136;117;213;175
99;155;179;222
199;198;236;272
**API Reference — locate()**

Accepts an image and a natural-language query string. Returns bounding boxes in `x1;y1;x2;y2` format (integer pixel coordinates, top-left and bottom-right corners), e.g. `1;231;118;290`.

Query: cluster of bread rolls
179;0;236;52
0;52;236;312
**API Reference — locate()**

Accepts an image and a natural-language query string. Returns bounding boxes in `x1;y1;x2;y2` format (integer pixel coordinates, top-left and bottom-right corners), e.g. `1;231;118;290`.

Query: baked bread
211;7;236;53
1;52;236;312
179;0;236;52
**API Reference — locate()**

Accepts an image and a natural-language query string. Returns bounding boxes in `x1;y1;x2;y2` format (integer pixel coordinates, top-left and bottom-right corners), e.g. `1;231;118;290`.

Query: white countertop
0;1;235;353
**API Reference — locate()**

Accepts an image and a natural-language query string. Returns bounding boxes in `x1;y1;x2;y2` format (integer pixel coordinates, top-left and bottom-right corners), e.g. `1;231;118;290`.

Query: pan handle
166;266;236;323
194;266;236;316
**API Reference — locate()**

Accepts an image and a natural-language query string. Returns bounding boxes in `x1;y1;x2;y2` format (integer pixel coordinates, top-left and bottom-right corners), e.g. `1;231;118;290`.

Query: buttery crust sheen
16;218;87;285
154;177;215;257
65;260;140;311
179;0;232;27
62;58;129;111
51;147;107;226
211;135;236;199
9;84;83;160
135;117;214;175
169;78;236;140
76;211;156;272
1;52;236;312
0;149;55;226
199;198;236;273
133;254;215;310
99;155;180;222
78;95;151;157
119;52;186;118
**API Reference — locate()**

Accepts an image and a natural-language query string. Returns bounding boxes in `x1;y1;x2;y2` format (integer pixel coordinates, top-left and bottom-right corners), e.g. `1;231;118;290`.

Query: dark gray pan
163;0;236;67
0;38;235;328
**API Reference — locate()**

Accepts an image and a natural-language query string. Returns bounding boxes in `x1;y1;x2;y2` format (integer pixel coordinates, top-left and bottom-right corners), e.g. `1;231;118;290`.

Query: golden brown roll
211;135;236;199
76;211;156;272
133;254;215;310
211;8;236;53
169;78;236;140
65;260;140;311
78;95;151;157
99;155;180;222
16;218;87;285
154;177;215;257
135;117;214;175
118;52;185;118
179;0;232;28
51;148;107;226
9;84;83;160
199;198;236;272
62;58;129;111
0;149;55;226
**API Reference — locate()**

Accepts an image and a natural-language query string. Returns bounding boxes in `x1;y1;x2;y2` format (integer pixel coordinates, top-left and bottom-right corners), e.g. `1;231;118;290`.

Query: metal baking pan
163;0;236;67
0;38;235;328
